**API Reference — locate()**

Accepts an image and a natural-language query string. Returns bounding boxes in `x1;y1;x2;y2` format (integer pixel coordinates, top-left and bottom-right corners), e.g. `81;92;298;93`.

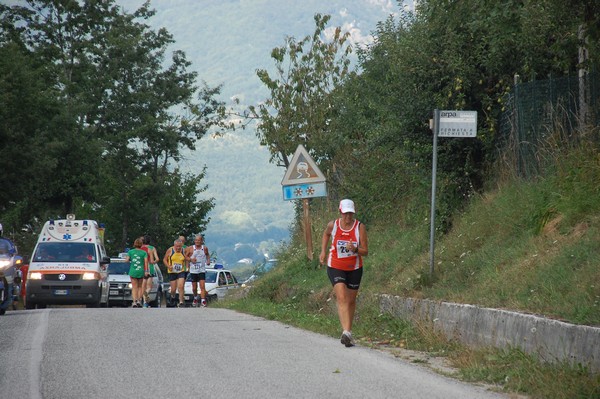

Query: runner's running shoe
340;331;354;347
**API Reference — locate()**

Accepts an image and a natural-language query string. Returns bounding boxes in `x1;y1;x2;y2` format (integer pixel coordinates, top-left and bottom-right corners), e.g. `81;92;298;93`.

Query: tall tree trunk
121;191;129;250
578;23;590;130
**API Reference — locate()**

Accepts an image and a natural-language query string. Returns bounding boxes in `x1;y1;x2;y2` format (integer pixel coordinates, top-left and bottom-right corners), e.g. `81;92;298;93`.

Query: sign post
282;145;327;261
303;199;312;260
429;110;477;276
429;110;440;277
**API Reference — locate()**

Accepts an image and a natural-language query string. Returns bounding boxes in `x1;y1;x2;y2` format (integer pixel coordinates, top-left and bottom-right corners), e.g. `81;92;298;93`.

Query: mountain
115;0;403;266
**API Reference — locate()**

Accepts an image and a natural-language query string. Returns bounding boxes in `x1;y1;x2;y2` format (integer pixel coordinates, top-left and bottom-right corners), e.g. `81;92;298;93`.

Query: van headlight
30;272;43;280
82;272;96;280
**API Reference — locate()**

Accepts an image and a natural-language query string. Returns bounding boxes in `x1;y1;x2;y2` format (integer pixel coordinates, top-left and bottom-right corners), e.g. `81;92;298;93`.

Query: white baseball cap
339;199;355;214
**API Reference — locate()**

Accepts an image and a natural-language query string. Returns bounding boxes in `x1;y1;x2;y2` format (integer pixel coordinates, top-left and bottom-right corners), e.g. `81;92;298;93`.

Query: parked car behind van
107;257;163;307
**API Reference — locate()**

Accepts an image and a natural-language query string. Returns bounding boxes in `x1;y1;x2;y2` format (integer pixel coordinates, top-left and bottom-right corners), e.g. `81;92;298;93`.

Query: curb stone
379;295;600;373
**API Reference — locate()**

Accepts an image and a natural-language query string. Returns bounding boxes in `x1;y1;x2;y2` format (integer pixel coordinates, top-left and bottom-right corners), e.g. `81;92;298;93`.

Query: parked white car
107;257;163;307
180;265;239;306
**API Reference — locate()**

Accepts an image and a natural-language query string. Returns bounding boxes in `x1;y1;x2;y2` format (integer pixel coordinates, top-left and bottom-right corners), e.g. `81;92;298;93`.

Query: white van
25;214;110;309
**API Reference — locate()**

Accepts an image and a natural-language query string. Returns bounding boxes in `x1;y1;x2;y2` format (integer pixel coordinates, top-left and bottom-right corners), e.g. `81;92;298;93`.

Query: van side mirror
100;256;111;265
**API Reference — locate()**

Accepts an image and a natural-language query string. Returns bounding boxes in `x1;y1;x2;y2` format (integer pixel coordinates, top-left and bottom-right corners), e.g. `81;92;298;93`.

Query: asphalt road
0;308;509;399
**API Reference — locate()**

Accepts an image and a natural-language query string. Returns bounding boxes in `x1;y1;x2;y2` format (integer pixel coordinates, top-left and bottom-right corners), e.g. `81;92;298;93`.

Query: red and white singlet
327;219;363;271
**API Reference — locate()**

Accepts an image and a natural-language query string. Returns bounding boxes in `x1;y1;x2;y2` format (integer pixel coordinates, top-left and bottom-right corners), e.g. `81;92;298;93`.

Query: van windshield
33;242;96;262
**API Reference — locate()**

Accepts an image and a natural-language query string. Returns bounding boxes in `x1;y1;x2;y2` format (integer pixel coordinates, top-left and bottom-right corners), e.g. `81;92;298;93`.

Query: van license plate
54;289;69;295
109;290;119;295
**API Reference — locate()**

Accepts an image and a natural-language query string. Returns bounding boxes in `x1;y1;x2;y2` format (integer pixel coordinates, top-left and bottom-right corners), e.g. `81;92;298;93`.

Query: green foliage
314;0;596;232
398;143;600;327
551;145;600;225
0;1;225;254
455;347;600;399
0;41;61;223
248;13;352;168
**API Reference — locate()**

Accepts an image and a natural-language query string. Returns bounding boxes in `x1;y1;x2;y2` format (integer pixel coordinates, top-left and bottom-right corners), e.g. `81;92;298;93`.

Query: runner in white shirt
185;234;210;307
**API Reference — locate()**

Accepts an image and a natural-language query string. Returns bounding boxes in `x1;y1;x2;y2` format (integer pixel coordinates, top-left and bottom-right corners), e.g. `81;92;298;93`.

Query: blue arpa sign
282;182;327;201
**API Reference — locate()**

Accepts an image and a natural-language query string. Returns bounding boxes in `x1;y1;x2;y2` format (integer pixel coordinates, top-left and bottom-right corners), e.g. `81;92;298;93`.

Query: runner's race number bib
172;263;183;273
190;249;205;273
336;240;356;259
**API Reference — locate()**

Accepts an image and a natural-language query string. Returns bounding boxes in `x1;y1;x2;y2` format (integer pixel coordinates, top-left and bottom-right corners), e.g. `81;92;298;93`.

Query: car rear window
206;270;217;283
107;262;130;274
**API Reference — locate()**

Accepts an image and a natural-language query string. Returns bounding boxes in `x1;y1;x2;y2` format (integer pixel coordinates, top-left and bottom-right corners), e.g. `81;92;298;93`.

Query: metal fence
498;71;600;178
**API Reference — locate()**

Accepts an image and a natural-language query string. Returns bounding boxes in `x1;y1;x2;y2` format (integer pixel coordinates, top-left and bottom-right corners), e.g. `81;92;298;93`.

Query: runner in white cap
319;199;369;347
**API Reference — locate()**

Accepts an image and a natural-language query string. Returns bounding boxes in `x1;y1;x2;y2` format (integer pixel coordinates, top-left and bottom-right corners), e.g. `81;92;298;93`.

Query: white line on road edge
29;310;49;399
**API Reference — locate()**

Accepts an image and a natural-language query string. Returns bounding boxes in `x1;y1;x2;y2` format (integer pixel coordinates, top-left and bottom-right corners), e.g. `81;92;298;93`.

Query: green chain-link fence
499;71;600;178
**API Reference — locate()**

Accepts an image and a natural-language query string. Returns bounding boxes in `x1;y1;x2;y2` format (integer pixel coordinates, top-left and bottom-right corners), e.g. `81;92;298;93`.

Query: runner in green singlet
126;237;149;308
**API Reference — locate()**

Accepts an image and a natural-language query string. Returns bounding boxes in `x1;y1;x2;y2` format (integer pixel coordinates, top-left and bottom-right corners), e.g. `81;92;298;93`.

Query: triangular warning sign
281;144;326;185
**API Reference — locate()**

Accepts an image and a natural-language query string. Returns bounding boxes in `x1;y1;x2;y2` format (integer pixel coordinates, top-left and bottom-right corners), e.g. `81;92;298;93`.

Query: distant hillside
116;0;402;265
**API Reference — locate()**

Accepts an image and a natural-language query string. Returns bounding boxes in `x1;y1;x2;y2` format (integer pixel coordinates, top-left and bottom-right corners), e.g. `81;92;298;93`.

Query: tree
567;0;600;127
0;41;63;247
317;0;592;226
0;1;225;254
248;13;352;169
90;8;226;251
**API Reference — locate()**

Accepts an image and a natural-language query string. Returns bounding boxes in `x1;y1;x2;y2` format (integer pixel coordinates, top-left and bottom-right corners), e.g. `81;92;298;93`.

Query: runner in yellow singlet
163;238;188;307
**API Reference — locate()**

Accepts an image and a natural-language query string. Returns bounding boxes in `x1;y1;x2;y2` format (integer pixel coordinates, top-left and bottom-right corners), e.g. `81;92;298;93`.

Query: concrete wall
379;295;600;372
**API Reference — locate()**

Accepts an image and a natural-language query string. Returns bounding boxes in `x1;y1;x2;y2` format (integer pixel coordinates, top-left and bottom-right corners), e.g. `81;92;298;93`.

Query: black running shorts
327;267;363;290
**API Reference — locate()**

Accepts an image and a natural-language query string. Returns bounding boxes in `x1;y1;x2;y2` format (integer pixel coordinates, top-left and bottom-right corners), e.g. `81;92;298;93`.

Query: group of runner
126;234;210;308
162;235;210;308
